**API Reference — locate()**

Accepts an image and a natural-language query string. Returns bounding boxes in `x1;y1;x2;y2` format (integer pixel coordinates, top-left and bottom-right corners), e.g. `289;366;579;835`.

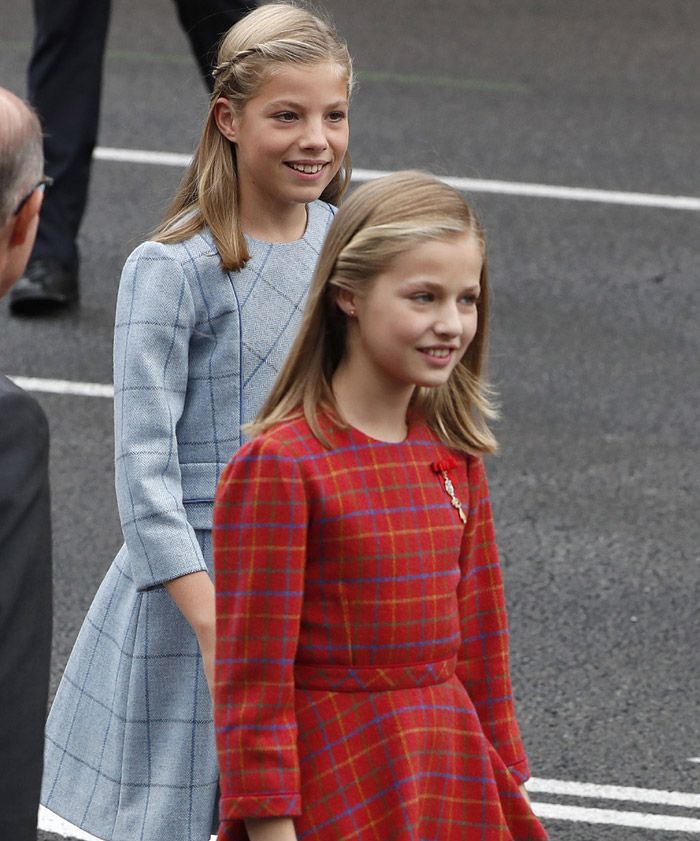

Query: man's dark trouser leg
173;0;256;92
28;0;111;271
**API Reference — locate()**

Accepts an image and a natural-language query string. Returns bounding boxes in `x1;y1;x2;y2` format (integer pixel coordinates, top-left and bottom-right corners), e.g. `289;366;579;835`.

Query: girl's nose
434;305;463;337
300;119;329;150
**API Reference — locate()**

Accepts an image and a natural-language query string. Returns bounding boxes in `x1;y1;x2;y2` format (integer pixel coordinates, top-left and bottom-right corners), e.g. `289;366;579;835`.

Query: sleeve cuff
135;556;210;591
508;755;531;784
220;793;302;820
125;513;209;591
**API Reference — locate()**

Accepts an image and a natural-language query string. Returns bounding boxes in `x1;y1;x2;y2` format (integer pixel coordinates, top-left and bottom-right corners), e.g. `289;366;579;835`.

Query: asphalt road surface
1;1;699;838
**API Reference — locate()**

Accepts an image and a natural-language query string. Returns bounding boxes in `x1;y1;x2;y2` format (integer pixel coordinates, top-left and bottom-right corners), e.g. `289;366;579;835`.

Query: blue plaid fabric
41;201;337;841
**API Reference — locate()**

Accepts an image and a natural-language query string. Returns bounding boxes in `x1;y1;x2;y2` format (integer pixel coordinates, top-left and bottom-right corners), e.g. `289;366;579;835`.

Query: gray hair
0;88;44;223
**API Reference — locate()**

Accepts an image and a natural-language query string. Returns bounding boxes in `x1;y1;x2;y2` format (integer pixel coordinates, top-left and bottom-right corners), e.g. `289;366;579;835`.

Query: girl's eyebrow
265;98;348;110
402;278;481;293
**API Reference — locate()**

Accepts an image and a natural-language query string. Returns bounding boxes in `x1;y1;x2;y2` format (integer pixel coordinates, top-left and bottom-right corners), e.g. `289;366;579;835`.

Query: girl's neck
331;362;413;444
239;198;308;243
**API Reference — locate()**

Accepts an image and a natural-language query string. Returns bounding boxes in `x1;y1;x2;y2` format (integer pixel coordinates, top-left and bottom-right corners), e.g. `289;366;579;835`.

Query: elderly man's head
0;87;46;298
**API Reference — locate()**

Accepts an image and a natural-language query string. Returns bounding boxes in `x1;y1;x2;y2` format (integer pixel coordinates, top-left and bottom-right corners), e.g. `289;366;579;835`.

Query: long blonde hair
250;170;499;455
152;2;353;271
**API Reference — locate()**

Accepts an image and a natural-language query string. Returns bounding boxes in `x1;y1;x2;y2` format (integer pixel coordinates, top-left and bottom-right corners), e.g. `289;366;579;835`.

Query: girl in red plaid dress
213;171;548;841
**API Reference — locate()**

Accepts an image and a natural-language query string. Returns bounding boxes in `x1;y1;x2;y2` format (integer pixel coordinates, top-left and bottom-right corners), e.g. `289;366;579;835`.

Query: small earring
348;308;356;317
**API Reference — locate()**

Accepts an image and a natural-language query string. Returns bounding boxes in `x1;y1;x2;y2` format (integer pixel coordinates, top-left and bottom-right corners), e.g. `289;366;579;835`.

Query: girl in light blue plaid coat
41;6;353;840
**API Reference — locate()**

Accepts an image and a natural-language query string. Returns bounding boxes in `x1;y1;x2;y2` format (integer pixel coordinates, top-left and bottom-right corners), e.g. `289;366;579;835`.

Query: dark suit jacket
0;374;52;841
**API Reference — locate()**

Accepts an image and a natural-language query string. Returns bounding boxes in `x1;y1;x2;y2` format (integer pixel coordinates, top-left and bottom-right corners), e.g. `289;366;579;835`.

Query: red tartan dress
213;415;547;841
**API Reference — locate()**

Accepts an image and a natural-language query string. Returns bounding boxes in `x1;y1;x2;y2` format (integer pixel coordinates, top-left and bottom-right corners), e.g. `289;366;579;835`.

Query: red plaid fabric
213;416;547;840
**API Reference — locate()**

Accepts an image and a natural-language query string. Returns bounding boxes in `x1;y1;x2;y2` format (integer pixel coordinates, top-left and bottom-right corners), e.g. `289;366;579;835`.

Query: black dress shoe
9;258;79;314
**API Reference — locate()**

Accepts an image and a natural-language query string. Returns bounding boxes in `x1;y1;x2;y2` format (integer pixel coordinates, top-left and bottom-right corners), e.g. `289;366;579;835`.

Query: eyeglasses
13;175;53;217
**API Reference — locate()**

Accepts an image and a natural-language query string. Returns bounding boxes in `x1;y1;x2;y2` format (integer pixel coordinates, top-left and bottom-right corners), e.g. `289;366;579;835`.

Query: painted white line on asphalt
95;146;191;167
527;777;700;809
9;376;114;398
38;808;103;841
688;757;700;763
352;168;700;211
39;807;217;841
531;801;700;832
94;145;700;211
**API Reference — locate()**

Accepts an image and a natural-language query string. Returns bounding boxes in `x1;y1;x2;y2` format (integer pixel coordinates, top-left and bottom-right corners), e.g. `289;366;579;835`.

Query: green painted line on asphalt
357;69;527;93
1;40;526;93
1;39;31;52
107;47;191;65
0;39;191;66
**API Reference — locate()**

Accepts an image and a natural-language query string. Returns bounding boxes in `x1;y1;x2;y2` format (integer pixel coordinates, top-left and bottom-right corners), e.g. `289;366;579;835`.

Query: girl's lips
417;347;457;366
285;161;329;176
418;346;457;356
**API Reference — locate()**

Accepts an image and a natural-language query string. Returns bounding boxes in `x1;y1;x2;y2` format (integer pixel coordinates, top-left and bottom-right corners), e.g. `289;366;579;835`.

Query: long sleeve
0;383;52;839
213;437;308;827
455;456;530;782
113;242;208;590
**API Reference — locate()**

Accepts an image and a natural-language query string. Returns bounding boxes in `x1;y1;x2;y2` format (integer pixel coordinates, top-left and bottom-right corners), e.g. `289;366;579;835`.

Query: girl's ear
334;287;358;318
213;97;238;143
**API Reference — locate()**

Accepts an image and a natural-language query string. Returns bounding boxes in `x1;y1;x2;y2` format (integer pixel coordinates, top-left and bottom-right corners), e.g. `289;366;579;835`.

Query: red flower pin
431;458;467;524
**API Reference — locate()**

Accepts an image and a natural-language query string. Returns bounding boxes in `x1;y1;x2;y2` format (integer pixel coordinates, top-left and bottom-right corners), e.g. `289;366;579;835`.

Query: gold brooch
431;458;467;524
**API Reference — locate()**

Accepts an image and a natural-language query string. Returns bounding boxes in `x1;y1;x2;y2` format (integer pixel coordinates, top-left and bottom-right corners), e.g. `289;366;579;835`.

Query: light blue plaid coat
41;201;337;841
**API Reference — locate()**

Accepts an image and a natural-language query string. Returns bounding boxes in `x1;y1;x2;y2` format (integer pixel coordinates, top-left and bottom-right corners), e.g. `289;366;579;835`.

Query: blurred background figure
0;85;52;841
9;0;255;316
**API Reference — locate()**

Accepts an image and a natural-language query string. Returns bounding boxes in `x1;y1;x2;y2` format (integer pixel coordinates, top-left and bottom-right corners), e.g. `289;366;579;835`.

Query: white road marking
38;808;103;840
527;776;700;809
531;802;700;832
9;376;114;398
689;757;700;763
95;146;191;167
93;145;700;212
39;807;218;840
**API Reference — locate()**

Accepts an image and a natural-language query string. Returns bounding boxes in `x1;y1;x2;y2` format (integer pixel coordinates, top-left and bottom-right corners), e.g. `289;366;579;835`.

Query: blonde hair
250;170;499;455
152;2;353;271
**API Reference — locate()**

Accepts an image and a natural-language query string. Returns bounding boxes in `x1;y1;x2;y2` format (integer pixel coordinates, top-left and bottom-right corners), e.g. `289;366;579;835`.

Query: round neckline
341;416;423;446
243;203;311;248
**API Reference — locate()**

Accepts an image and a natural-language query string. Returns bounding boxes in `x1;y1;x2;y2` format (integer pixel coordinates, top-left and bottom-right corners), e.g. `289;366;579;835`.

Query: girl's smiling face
215;62;349;222
339;233;483;398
